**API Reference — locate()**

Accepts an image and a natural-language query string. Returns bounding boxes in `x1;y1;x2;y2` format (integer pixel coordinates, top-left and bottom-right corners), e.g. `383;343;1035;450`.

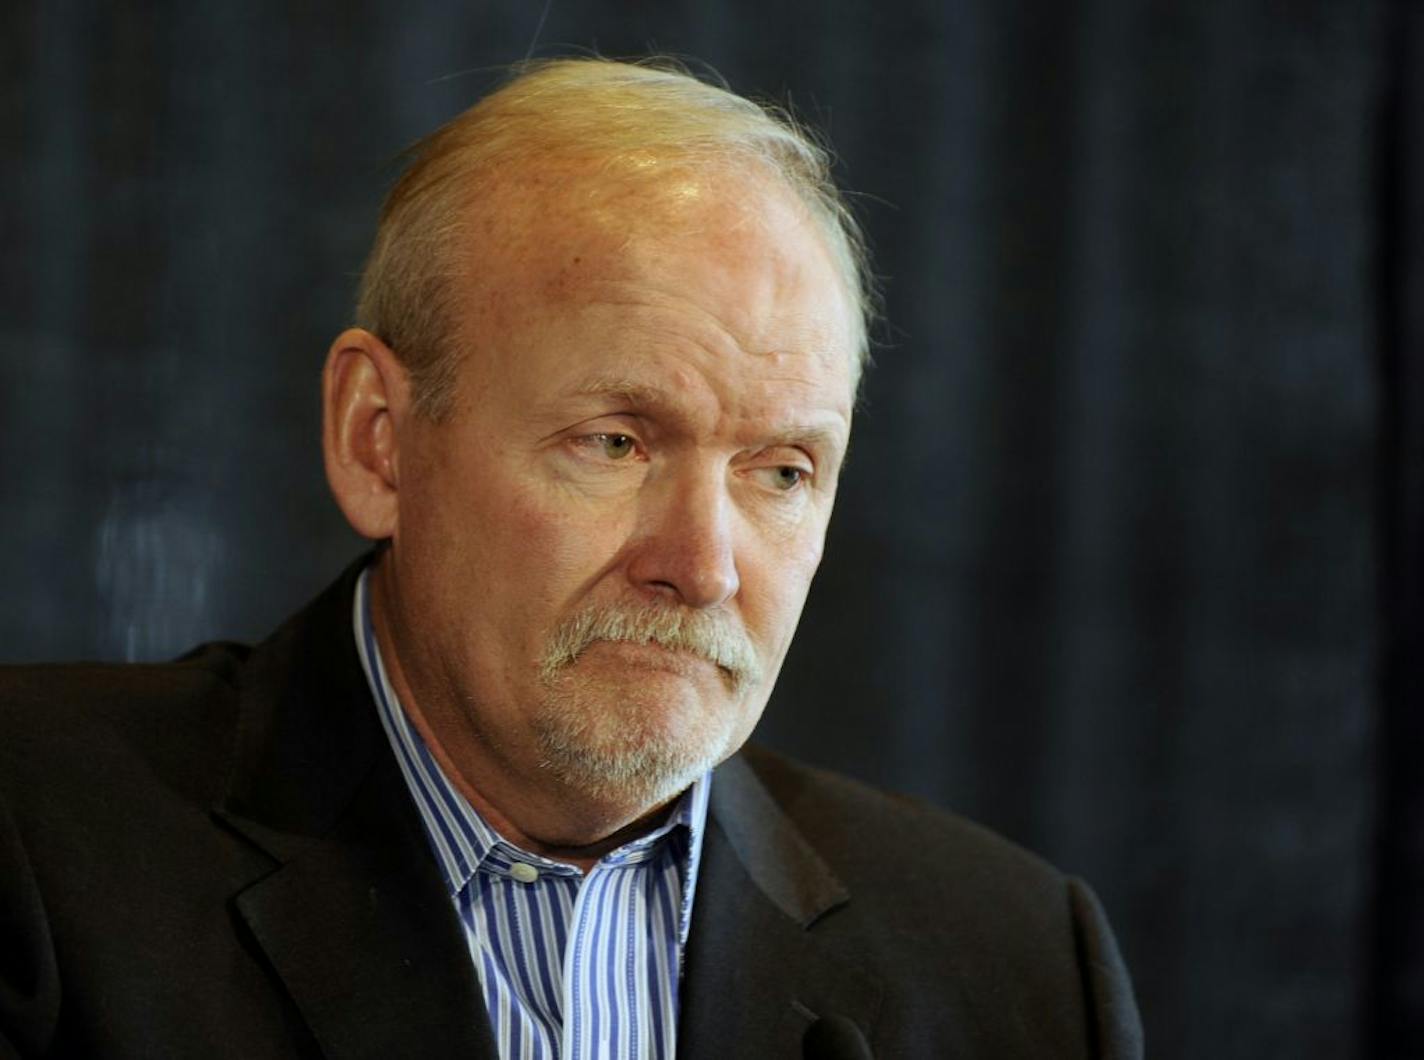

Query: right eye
569;431;645;464
594;433;636;460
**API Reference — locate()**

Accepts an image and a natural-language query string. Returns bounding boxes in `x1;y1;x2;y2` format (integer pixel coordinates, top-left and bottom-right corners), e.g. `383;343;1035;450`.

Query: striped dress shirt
353;570;711;1060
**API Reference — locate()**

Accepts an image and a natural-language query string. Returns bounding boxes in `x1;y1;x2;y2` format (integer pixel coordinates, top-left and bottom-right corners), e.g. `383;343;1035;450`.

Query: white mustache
540;602;763;693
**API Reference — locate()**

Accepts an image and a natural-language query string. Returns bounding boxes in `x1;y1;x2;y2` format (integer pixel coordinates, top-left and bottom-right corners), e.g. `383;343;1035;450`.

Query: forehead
452;161;857;409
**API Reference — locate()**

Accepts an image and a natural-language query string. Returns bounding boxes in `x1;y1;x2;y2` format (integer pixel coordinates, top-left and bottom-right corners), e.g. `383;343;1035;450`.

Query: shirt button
510;862;539;884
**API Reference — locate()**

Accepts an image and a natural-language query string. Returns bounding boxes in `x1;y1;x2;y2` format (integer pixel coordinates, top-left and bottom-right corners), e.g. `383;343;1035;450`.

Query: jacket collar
678;752;882;1057
213;556;497;1059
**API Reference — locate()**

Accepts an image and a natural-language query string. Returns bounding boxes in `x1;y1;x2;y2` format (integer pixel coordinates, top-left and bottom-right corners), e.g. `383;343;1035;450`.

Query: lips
572;638;744;693
539;601;762;693
580;638;717;673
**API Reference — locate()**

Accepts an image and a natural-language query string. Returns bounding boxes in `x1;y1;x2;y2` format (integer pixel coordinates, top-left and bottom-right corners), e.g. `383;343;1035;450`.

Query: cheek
741;529;826;645
494;485;633;618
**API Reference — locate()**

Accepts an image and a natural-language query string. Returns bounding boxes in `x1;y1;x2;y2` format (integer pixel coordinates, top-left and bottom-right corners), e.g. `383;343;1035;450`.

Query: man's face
384;167;856;816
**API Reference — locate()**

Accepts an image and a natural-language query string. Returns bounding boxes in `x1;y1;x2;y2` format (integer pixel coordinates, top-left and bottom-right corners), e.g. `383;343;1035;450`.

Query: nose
626;471;741;609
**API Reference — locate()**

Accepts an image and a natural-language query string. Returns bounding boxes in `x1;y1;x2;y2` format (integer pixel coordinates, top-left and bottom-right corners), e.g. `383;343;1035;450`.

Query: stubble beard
533;601;764;808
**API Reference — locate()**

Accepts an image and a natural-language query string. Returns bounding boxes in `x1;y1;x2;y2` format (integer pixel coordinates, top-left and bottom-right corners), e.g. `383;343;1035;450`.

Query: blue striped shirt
352;570;711;1060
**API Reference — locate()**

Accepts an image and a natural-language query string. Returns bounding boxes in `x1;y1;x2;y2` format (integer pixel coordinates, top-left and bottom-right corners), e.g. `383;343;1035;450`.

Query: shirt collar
352;566;711;902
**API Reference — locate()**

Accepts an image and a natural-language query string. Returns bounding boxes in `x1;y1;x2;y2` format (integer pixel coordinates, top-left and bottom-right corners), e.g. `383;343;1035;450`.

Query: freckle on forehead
456;161;854;378
486;161;807;261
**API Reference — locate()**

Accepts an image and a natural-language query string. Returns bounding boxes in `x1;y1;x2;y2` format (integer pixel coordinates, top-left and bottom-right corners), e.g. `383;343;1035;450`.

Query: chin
532;674;743;809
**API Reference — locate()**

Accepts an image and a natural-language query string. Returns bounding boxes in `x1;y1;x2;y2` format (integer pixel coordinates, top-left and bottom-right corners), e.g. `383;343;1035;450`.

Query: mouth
539;602;762;695
582;639;716;672
575;639;740;689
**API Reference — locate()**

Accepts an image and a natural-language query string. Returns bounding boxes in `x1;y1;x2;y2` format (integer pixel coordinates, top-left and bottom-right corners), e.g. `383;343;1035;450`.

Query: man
0;59;1142;1058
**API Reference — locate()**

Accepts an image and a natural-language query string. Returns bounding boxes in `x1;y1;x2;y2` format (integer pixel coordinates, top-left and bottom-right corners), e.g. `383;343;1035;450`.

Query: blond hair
356;57;872;418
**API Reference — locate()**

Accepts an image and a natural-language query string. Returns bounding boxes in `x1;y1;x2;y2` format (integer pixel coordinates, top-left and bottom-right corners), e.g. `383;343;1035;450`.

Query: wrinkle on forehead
446;157;857;415
464;156;842;306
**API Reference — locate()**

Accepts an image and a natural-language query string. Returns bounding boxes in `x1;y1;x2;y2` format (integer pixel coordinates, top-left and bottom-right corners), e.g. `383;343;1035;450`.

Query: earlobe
322;328;408;540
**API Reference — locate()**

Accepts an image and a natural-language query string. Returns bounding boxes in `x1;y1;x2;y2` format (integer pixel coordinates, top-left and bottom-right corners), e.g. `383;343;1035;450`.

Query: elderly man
0;60;1142;1058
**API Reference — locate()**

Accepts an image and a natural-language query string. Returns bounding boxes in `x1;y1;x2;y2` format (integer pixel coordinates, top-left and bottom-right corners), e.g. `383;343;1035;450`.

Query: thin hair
355;56;874;419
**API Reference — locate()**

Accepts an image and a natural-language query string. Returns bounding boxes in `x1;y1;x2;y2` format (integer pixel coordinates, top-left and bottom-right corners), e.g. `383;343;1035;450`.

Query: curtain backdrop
3;3;1411;1056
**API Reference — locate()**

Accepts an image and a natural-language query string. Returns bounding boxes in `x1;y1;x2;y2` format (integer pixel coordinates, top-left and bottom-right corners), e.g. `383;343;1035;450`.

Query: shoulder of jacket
0;642;251;786
735;741;1065;890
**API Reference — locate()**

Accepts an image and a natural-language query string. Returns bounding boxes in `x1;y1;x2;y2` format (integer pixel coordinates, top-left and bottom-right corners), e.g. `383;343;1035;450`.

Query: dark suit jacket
0;562;1143;1058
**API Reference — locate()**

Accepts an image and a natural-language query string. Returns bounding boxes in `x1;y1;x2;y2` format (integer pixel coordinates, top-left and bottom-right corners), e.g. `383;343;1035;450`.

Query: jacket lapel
213;560;496;1060
678;753;882;1058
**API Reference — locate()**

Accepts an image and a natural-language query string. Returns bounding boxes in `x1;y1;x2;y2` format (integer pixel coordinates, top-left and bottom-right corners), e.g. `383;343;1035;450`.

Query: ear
322;328;410;540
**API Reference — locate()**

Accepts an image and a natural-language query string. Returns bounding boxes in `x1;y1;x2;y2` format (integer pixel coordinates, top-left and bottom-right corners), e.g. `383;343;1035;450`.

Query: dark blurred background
4;2;1419;1056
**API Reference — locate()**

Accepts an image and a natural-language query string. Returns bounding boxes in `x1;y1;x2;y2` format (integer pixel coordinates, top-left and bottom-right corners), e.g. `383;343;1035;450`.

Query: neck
398;690;679;871
367;559;676;872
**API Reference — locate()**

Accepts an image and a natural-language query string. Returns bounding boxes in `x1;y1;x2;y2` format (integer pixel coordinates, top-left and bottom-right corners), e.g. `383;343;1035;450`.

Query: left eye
594;433;636;459
768;466;806;491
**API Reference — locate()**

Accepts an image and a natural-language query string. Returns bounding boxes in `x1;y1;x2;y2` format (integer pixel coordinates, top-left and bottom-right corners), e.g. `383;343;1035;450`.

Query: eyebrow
556;375;849;456
560;377;674;411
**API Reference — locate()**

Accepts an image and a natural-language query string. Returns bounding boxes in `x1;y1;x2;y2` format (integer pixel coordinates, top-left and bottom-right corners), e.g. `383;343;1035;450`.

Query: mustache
539;601;763;692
